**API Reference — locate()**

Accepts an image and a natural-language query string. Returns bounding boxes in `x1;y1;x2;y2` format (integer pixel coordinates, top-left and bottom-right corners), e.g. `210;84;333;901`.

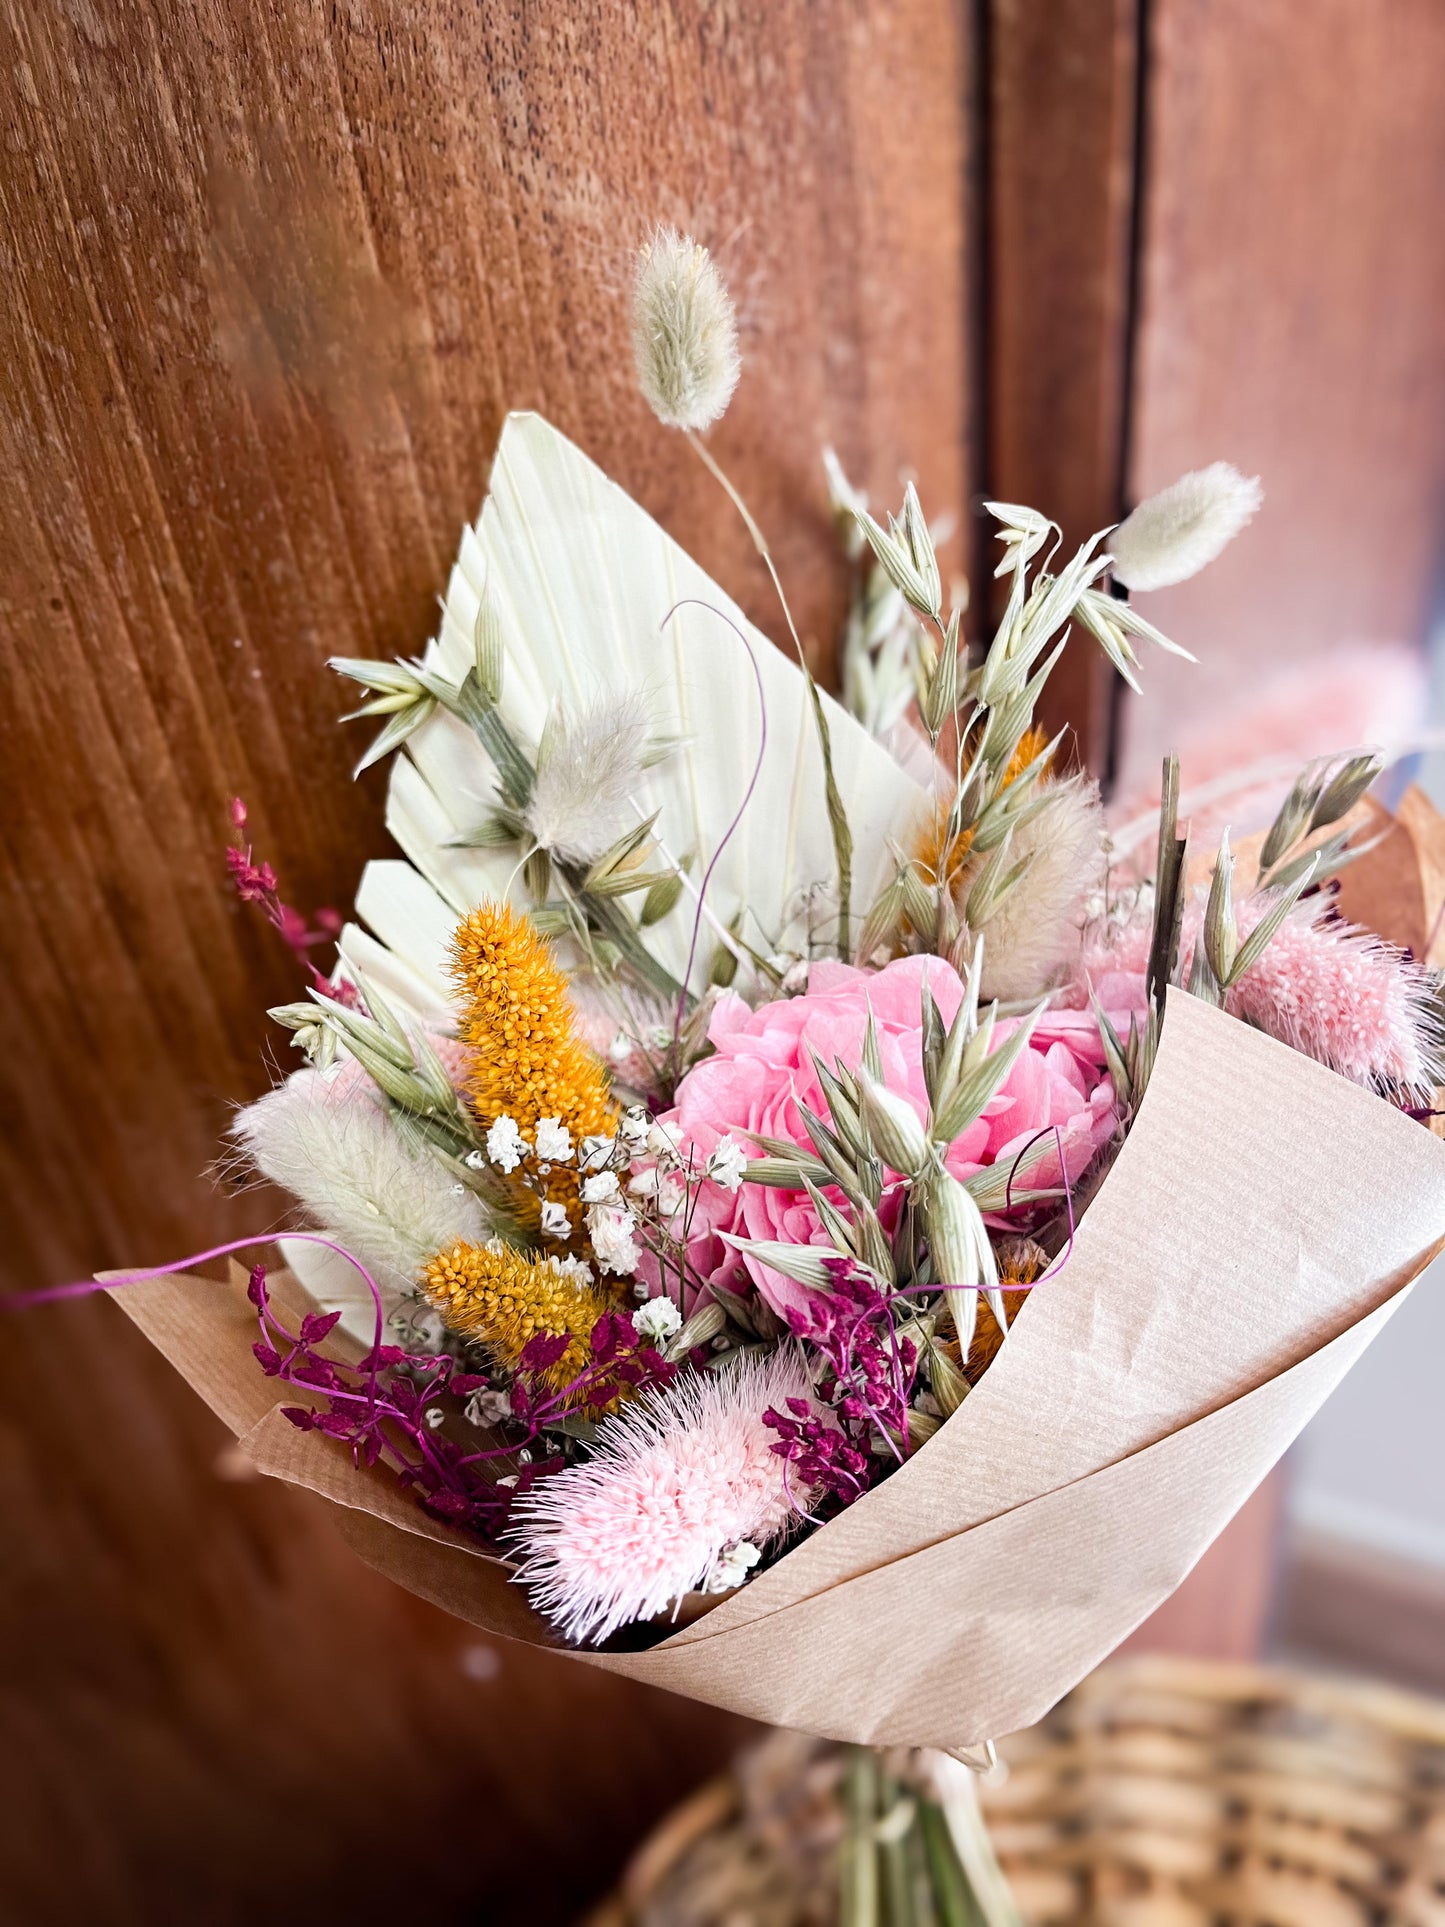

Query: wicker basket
587;1656;1445;1926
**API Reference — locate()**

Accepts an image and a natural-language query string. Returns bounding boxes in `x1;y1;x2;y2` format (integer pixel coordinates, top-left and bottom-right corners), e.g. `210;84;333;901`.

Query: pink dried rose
651;954;1119;1319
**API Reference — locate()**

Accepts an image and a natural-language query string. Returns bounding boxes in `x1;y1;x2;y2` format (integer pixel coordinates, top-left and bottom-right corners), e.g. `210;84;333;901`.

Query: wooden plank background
1116;0;1445;796
0;3;973;1919
986;0;1141;766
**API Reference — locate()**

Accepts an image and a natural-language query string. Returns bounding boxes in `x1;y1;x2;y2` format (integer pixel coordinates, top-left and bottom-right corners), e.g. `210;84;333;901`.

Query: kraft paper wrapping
107;984;1445;1751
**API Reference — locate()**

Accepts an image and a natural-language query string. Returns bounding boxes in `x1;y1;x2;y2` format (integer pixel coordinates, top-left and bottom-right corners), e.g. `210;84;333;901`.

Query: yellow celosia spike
422;1241;614;1402
450;902;617;1233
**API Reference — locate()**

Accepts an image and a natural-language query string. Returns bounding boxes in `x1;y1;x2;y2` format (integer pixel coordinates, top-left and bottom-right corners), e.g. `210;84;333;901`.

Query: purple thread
660;598;768;1055
8;1231;385;1354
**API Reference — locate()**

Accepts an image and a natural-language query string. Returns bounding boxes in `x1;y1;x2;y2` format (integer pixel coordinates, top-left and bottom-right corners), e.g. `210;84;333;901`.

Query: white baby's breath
539;1200;572;1240
1109;463;1263;592
589;1204;642;1277
465;1385;513;1429
633;226;740;432
579;1132;617;1172
534;1117;574;1163
704;1540;762;1594
632;1297;683;1344
655;1170;686;1218
706;1135;748;1193
486;1114;526;1173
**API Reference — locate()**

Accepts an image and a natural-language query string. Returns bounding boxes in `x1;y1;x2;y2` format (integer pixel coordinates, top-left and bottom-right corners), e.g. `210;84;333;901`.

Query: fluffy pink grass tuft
1228;900;1444;1096
509;1348;817;1644
1074;894;1444;1097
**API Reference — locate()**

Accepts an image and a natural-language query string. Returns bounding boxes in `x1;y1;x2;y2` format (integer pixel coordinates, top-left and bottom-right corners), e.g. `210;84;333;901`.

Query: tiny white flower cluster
703;1539;762;1594
485;1113;575;1175
464;1384;513;1429
631;1296;682;1344
489;1104;750;1291
539;1199;572;1241
629;1161;686;1217
534;1117;573;1163
486;1114;527;1173
589;1204;641;1277
706;1134;748;1193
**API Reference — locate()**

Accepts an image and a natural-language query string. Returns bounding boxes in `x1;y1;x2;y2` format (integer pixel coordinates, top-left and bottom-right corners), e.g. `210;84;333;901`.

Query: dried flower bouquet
51;235;1445;1786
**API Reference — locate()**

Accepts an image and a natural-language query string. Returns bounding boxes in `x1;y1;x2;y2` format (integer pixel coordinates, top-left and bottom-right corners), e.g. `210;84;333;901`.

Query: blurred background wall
1;1;1442;1920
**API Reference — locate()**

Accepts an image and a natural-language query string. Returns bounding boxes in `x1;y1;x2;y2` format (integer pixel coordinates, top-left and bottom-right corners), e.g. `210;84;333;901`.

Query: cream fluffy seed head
1109;463;1263;592
632;226;740;432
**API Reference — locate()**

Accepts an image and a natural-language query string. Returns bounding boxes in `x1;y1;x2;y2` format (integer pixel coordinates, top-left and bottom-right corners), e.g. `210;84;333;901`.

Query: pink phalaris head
1227;898;1445;1098
1070;892;1444;1100
508;1347;821;1645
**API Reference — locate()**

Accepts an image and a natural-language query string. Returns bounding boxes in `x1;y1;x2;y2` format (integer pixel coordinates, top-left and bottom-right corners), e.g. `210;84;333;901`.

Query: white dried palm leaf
337;412;926;1018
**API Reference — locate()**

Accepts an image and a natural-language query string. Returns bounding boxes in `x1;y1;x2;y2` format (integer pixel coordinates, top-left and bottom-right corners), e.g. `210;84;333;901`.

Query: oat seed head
632;225;740;432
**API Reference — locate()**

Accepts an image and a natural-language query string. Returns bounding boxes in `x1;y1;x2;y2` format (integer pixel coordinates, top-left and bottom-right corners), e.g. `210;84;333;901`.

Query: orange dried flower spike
964;1243;1042;1383
422;1242;615;1409
450;902;617;1234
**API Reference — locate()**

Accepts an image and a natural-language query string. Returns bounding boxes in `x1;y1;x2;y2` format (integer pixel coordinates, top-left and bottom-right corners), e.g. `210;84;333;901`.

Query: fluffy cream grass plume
525;690;651;866
233;1059;490;1301
1109;462;1263;592
979;776;1106;1003
510;1347;816;1644
632;226;740;432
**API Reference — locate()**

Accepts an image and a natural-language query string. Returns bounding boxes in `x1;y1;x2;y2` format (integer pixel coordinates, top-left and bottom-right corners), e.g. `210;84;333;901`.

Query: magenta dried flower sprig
247;1263;532;1540
226;797;355;1004
783;1256;920;1458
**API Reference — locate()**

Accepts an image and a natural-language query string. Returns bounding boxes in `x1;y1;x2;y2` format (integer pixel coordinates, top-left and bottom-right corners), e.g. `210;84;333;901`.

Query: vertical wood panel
986;0;1141;768
1118;0;1445;796
0;3;974;1918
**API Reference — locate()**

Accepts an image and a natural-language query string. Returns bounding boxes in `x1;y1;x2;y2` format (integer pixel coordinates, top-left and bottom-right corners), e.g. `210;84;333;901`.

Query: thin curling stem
686;429;855;954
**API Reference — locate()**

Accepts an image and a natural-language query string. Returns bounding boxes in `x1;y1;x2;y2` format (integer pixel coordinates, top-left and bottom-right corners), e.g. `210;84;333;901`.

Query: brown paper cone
104;805;1445;1752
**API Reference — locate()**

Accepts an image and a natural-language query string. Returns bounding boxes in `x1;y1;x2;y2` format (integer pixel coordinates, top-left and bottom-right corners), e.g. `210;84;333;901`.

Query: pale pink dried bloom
1227;900;1444;1096
509;1348;816;1644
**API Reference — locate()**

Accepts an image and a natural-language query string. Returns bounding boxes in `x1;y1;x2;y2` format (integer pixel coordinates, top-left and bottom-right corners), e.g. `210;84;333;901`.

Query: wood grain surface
0;3;972;1920
1116;0;1445;796
985;0;1142;768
